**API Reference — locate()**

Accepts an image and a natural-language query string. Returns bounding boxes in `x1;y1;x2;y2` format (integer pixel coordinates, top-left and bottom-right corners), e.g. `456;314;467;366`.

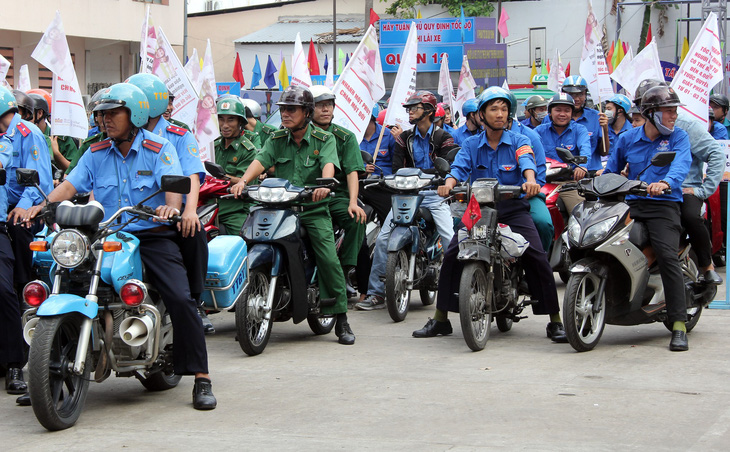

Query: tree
381;0;496;19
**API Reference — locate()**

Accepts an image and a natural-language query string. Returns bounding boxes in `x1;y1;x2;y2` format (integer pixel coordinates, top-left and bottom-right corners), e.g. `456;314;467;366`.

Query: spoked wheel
419;289;436;306
235;270;273;356
307;314;336;335
29;314;91;431
563;271;606;352
458;263;493;352
385;250;411;322
496;316;513;332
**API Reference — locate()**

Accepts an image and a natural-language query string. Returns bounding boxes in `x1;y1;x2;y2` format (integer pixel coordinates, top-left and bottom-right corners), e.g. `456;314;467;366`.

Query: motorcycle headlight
567;216;581;244
199;209;215;226
249;186;299;203
50;229;89;268
582;216;619;247
471;179;497;204
385;175;431;190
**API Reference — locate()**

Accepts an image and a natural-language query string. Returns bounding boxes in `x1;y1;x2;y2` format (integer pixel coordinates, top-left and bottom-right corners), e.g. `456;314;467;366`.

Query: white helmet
241;98;261;118
309;85;336;104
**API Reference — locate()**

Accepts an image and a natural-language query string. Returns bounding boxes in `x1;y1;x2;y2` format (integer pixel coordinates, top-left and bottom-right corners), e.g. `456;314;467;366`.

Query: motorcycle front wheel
458;263;492;351
563;271;607;352
235;270;273;356
385;250;411;322
307;314;336;335
29;314;91;431
419;289;436;306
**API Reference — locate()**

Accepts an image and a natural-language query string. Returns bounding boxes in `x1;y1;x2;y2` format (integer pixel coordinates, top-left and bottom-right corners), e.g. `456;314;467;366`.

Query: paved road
2;277;730;451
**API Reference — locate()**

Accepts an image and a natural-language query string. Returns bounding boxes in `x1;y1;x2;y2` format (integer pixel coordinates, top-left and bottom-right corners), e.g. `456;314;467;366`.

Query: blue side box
201;235;248;310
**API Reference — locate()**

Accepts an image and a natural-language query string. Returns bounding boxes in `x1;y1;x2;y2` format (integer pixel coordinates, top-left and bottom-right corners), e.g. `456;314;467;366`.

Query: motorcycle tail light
24;281;50;307
102;241;122;252
30;241;49;252
120;280;147;307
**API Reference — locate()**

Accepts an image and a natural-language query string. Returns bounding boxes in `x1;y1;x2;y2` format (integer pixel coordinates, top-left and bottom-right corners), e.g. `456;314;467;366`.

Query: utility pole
333;0;337;74
365;0;373;27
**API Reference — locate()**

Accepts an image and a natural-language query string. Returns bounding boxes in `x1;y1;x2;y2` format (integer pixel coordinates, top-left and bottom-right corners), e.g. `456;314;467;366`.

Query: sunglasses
279;105;301;113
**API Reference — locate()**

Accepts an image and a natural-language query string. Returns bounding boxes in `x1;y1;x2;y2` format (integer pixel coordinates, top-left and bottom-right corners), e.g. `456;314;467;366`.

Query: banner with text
384;22;418;131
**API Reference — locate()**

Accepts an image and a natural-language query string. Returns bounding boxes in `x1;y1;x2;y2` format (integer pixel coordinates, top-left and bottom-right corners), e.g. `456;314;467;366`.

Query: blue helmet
0;86;19;118
505;90;518;120
462;98;478;117
607;94;632;115
562;75;588;94
93;83;150;128
477;86;512;114
125;73;169;118
371;103;380;120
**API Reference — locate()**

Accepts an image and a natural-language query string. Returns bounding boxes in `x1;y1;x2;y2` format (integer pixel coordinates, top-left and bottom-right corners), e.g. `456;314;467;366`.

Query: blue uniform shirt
543;107;603;170
152;117;205;184
520;117;537;129
534;120;592;169
0;137;12;222
413;123;435;170
450;129;536;188
607;120;633;151
451;124;480;147
359;123;395;175
67;130;184;232
3;113;53;210
443;123;456;135
511;119;547;186
605;125;692;203
710;121;729;140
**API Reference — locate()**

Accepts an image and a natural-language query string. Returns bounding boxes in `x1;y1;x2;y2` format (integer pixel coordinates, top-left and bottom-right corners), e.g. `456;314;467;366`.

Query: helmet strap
113;126;138;146
651;111;674;135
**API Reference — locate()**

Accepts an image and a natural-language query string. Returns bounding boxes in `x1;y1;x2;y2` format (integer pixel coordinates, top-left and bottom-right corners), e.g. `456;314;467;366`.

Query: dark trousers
681;193;712;268
628;200;686;323
355;238;371;295
360;185;391;225
136;229;209;375
6;220;40;291
0;226;24;365
177;223;208;302
436;199;560;316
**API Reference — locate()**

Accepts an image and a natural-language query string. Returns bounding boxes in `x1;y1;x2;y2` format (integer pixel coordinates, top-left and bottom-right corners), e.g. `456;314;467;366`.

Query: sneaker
355;295;385;311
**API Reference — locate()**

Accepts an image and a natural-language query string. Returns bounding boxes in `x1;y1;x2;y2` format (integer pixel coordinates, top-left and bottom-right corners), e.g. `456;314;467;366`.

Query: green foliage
381;0;495;19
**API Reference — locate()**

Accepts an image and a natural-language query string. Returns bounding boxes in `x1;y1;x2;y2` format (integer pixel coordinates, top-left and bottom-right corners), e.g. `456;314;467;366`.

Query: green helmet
93;83;150;128
524;95;549;111
0;86;19;117
126;73;169;118
217;97;247;119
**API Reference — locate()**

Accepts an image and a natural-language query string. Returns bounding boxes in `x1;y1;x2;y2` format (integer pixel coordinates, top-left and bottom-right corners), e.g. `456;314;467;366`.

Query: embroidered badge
657;140;670;152
160;151;173;165
501;164;515;171
221;102;230;110
565;145;574;151
232;156;238;162
313;150;319;155
187;143;199;156
30;145;40;161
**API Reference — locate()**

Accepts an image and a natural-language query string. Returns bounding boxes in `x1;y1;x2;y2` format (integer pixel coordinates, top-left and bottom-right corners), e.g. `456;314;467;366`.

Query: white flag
151;27;199;129
193;40;219;163
453;56;477;126
31;11;87;140
610;39;663;100
437;54;455;116
16;65;31;92
290;33;312;88
325;54;334;89
332;25;386;142
579;1;614;103
140;6;153;73
671;12;724;125
384;22;418;131
184;48;202;93
0;55;10;82
547;48;566;93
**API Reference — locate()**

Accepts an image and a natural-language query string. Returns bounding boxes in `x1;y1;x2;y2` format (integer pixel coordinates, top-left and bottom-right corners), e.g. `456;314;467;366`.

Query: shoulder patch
271;129;289;139
17;122;30;137
311;128;331;142
331;125;350;142
166;125;187;136
142;139;163;154
90;139;112;153
169;119;191;131
241;137;256;152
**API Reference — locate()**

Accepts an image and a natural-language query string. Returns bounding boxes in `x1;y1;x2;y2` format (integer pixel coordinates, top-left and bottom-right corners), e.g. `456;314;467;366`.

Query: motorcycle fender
569;258;609;279
387;226;417;253
101;232;144;293
457;243;491;262
247;244;279;275
36;294;98;319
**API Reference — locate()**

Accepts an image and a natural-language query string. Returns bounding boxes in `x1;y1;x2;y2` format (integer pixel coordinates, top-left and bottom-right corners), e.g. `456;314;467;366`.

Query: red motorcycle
704;183;725;267
197;161;231;241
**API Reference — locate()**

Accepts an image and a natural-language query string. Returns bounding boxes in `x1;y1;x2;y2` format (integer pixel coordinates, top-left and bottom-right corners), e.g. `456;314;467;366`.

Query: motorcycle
234;177;340;356
197;160;232;240
562;152;717;352
703;184;725;267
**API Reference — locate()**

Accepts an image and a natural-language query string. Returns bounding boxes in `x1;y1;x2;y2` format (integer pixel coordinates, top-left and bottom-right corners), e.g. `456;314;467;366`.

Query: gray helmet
640;86;684;116
241;98;261;118
524;95;549;111
28;93;49;118
710;93;729;111
309;85;336;105
633;79;667;107
12;90;34;116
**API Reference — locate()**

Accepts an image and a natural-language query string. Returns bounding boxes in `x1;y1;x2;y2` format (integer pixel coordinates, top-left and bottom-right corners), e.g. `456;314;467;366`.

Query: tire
307;314;336;335
563;271;607;352
385;250;411;322
28;314;91;431
235;270;273;356
458;263;492;352
140;369;182;392
419;289;436;306
712;250;726;268
496;316;513;332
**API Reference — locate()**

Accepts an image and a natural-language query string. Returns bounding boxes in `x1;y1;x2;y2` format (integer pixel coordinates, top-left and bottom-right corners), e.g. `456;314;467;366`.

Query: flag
461;195;482;231
565;62;571;76
31;11;86;140
337;48;346;74
416;8;422;19
438;54;455;116
323;54;329;74
184;48;202;92
279;57;289;90
547;59;551;74
369;8;380;26
606;41;615;72
460;6;466;42
498;8;510;38
501;79;510;91
195;39;219;163
454;56;477;126
139;6;156;73
264;55;277;89
610;38;663;99
611;38;624;71
325;53;334;89
645;24;653;49
291;33;312;87
671;12;724;125
233;52;245;86
0;55;11;82
384;22;419;131
16;64;31;92
307;39;321;76
540;58;547;75
529;60;537;84
681;37;690;64
251;55;262;89
332;25;386;142
547;48;566;92
345;53;350;66
579;0;614;103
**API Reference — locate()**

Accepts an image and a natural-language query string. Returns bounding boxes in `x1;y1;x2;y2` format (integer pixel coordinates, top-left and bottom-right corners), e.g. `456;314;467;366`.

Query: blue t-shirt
359;123;395;175
606;119;633;161
0;137;12;222
543;107;603;170
511;120;547;186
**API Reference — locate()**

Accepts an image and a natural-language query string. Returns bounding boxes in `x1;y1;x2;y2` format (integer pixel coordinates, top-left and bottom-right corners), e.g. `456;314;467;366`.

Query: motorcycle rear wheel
458;263;492;351
496;316;513;332
235;270;273;356
140;369;182;391
385;250;411;322
307;314;336;335
419;289;436;306
563;271;606;352
29;314;91;431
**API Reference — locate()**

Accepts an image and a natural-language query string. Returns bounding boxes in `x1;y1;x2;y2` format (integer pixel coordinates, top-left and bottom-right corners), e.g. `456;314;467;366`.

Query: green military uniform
254;120;278;147
243;129;262;149
320;123;365;268
255;124;347;315
169;118;191;131
42;126;81;171
67;132;105;174
214;133;259;235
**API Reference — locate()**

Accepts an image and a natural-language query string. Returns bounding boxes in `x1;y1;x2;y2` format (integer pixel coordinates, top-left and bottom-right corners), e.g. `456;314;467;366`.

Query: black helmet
277;86;314;110
640;86;684;116
547;92;575;113
28;93;49;118
633;79;667;107
12;90;34;117
709;93;729;111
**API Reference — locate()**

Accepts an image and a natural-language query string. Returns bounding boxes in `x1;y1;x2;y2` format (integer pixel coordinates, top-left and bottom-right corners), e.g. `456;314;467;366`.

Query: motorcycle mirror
556;147;575;163
0;168;5;186
650;151;676;168
360;150;374;165
16;168;40;187
316;177;340;187
445;148;460;163
161;175;191;195
204;161;227;179
434;157;451;177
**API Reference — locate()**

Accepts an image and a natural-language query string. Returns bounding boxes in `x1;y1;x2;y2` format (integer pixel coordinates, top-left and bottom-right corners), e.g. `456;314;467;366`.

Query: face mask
535;111;548;122
652;111;674;135
605;110;616;126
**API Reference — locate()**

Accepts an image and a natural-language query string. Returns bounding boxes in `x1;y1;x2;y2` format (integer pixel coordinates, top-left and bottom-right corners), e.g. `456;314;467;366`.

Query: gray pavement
2;276;730;451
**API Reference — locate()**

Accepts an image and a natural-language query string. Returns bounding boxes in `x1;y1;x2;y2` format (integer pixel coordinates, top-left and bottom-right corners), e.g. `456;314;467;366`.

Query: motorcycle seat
629;222;650;249
299;226;309;240
415;207;434;225
55;200;105;229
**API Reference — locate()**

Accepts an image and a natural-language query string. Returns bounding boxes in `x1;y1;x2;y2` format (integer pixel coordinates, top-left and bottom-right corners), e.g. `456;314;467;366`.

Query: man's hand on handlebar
647;181;670;197
522;181;541;198
573;166;587;181
231;180;246;198
312;187;331;202
155;205;180;221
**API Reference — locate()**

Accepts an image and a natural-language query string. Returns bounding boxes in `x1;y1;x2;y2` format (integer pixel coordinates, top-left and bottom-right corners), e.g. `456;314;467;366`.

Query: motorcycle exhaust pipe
23;317;40;345
119;313;155;347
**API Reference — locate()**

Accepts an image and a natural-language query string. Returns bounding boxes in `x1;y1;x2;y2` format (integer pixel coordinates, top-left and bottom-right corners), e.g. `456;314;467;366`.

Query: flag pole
371;122;387;164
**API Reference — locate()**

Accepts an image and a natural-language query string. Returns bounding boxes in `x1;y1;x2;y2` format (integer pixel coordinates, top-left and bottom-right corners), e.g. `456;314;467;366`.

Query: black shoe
346;283;357;299
670;330;689;352
335;321;356;345
5;368;27;395
198;306;215;335
703;269;723;285
16;393;31;406
192;379;217;410
546;322;569;343
412;318;453;338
